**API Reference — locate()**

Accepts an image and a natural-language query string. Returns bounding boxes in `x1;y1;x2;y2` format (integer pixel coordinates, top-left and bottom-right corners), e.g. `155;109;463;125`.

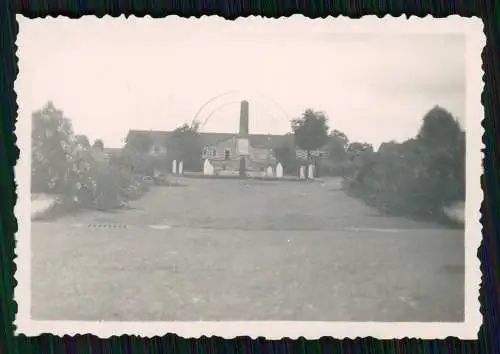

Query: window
202;147;215;158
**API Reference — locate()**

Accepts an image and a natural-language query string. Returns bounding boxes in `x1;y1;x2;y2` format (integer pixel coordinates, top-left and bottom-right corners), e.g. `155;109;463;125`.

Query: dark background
0;0;497;353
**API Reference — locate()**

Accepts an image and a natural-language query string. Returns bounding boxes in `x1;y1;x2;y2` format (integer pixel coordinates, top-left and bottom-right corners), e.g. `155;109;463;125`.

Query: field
31;177;464;321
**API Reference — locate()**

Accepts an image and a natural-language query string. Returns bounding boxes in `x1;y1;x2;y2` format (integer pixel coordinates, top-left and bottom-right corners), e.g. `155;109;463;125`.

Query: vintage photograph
14;16;483;338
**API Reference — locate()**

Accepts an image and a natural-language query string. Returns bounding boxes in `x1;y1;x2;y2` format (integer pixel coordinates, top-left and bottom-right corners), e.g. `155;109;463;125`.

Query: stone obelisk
239;100;249;177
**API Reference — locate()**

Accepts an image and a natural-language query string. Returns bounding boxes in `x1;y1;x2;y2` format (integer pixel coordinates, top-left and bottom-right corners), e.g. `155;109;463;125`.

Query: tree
31;101;76;193
166;121;203;172
417;105;462;148
125;132;153;154
415;107;465;207
327;129;349;161
75;134;91;149
378;140;400;155
122;132;155;175
273;134;297;175
347;142;374;161
92;139;104;151
291;109;329;160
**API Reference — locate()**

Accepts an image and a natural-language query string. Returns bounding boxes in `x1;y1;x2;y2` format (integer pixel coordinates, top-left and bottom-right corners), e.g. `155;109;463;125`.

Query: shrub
345;107;465;224
31;102;156;216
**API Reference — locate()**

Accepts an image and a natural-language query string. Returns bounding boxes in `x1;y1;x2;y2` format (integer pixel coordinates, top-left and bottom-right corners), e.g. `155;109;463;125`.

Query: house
200;134;291;174
125;130;330;173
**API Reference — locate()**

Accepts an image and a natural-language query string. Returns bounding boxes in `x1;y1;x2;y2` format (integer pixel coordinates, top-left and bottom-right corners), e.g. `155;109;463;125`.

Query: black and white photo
14;15;483;339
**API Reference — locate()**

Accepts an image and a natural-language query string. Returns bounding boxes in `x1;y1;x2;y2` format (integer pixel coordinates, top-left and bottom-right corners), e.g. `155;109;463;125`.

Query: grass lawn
31;177;464;321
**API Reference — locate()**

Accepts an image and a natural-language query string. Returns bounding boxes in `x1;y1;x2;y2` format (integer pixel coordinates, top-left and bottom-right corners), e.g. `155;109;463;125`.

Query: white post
172;159;177;174
299;166;305;179
203;159;210;175
276;163;283;178
308;164;315;179
178;161;184;175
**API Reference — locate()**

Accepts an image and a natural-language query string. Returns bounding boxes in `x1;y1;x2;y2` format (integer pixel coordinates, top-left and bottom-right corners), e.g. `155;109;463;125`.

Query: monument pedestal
239;157;246;177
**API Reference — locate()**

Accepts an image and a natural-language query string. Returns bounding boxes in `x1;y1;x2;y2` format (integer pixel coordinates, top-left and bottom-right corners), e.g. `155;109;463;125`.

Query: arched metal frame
192;89;291;131
200;100;241;128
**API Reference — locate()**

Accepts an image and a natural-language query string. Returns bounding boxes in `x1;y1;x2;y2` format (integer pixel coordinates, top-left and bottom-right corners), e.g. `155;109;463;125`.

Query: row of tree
269;105;465;223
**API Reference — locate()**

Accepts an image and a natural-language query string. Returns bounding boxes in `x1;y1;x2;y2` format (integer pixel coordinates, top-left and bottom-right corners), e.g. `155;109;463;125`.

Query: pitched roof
248;134;292;148
126;130;294;150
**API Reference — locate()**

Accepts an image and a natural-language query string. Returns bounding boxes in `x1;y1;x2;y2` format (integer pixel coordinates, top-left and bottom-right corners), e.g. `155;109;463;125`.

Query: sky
16;16;465;149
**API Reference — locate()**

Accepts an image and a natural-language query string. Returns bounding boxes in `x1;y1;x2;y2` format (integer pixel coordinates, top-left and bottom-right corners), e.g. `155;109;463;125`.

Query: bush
344;107;465;224
68;164;151;210
31;101;154;215
318;159;364;178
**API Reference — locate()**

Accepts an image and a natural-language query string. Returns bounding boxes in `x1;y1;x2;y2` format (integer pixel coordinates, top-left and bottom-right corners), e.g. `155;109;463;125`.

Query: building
125;130;330;174
200;133;289;174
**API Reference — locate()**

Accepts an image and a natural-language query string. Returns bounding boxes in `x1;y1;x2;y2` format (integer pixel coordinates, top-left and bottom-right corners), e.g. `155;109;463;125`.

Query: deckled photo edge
13;15;485;340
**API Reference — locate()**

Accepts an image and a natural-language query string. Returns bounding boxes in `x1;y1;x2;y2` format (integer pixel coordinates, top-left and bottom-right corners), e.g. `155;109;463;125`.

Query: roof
125;130;173;147
126;130;294;150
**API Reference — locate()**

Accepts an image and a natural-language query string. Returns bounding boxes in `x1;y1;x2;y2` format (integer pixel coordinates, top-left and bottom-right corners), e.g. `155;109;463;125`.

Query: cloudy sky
16;16;465;149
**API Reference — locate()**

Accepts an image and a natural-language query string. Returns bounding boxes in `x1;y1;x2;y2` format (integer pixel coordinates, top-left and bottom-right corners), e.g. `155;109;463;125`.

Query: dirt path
31;177;464;321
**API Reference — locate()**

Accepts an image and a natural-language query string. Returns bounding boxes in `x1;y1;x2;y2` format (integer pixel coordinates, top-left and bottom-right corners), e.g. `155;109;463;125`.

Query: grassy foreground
31;177;464;322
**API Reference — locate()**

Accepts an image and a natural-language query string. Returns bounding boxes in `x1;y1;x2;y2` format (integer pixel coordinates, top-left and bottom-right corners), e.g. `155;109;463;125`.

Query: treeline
31;101;151;213
271;105;465;224
345;106;465;224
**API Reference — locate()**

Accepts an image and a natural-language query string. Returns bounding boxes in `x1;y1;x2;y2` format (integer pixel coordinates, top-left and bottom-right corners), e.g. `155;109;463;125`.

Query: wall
204;138;276;162
203;137;277;173
203;137;238;160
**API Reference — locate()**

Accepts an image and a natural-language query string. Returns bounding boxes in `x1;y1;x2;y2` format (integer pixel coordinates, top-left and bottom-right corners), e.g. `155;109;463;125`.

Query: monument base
239;157;246;177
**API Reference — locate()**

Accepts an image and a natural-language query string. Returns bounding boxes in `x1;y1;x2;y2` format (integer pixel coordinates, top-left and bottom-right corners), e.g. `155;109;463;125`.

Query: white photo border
13;14;484;340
